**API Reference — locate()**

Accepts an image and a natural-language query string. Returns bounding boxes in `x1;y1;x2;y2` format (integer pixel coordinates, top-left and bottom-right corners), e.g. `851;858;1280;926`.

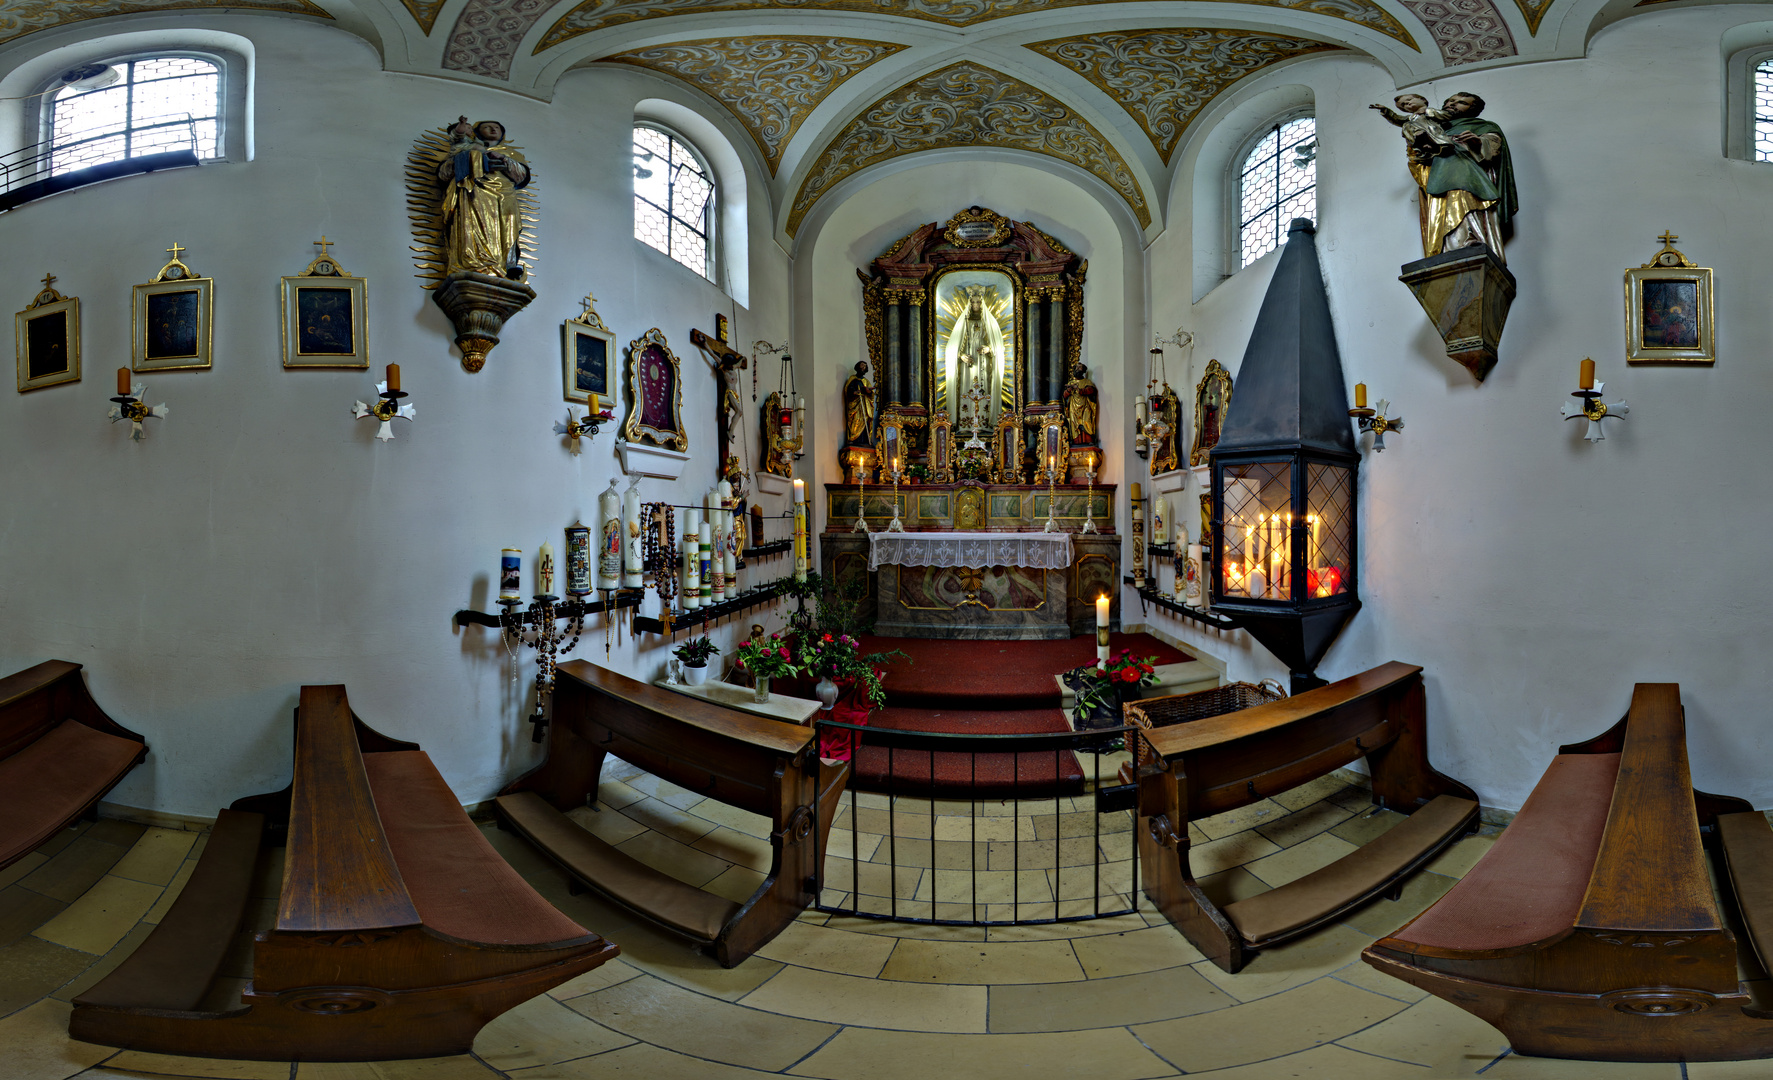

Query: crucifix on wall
689;314;749;495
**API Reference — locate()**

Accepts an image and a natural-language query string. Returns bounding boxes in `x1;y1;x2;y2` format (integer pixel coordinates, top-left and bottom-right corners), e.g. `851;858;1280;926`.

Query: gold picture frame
133;243;213;373
878;416;907;477
16;274;79;393
993;413;1023;483
1625;233;1713;365
1191;360;1232;467
563;293;615;405
281;241;367;369
928;412;954;483
622;327;686;451
1034;416;1068;482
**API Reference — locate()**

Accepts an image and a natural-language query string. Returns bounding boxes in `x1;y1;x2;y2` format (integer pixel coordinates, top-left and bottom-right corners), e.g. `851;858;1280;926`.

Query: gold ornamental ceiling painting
601;37;908;174
786;61;1150;236
0;0;331;47
1028;29;1344;164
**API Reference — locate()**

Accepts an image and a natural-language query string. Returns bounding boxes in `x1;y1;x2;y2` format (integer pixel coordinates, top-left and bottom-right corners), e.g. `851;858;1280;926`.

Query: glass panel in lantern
1305;463;1354;598
1220;462;1294;600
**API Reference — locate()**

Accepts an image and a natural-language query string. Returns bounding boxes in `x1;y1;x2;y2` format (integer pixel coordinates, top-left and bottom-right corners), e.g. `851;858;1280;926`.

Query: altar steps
859;632;1195;709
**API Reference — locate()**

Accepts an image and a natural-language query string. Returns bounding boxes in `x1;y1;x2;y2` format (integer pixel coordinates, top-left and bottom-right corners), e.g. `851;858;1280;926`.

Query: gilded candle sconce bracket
1560;359;1629;443
554;404;614;448
1347;384;1404;452
107;377;169;442
351;370;414;442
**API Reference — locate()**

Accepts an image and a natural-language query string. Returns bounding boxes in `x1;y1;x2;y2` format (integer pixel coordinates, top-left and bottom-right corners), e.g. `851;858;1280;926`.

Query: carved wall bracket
432;272;536;373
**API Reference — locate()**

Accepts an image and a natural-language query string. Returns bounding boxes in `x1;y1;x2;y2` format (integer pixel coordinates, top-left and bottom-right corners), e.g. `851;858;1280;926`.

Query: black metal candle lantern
1209;219;1360;693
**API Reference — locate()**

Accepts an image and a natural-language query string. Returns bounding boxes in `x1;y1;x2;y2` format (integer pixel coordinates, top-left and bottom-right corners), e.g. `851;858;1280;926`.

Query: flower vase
754;676;770;703
815;677;839;712
684;663;709;686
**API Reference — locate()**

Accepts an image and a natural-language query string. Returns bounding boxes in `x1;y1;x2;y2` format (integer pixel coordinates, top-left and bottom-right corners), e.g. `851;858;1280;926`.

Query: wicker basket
1124;680;1287;773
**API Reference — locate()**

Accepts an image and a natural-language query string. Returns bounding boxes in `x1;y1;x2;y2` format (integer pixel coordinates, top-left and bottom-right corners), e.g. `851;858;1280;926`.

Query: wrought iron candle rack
1123;574;1237;630
454;590;644;741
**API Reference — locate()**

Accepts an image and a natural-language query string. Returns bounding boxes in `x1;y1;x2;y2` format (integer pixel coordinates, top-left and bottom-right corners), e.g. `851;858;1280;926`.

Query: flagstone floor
0;764;1763;1080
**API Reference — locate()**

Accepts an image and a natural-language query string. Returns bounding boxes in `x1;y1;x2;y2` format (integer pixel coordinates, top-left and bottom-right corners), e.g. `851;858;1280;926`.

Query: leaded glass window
633;124;714;280
50;57;220;176
1755;59;1773;161
1238;116;1317;269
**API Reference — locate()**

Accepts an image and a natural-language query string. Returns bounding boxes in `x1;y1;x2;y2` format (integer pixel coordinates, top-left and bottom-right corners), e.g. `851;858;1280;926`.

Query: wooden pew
71;685;618;1061
1137;661;1478;973
1363;683;1773;1062
0;660;148;871
496;660;849;967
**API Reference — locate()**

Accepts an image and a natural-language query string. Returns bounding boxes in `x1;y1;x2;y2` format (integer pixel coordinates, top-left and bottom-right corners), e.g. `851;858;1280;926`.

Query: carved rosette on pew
1399;247;1515;382
408;117;539;372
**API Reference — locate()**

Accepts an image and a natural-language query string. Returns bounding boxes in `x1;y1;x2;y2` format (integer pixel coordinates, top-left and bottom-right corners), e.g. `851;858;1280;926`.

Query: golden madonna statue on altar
437;118;532;278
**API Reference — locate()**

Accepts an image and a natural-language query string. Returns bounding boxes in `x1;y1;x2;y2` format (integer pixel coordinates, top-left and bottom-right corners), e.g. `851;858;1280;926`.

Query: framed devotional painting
1625;233;1713;365
133;244;213;373
563;294;614;405
15;274;79;393
281;243;367;369
622;327;686;451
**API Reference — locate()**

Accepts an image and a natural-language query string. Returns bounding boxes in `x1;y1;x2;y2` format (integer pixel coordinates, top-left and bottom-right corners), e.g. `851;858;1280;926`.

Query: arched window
49;56;221;176
1755;58;1773;161
633;124;715;280
1237;115;1316;268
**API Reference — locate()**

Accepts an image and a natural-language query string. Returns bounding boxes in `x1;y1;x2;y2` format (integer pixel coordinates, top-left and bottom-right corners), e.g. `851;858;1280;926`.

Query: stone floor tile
566;973;837;1071
681;797;771;839
1273;774;1359;813
742;964;987;1031
843;807;935;840
622;771;706;810
85;819;147;848
51;922;150;1001
1188;830;1283;876
18;835;132;903
32;821;92;859
1425;834;1496;879
1195;798;1289;840
1256;801;1357;848
547;956;644;1000
1328;785;1379;813
0;850;49;890
1192;922;1375;1002
878;936;1085;984
0;884;68;946
562;803;648;847
1336;870;1456;939
989;965;1232;1032
594;777;646;810
823;828;881;862
913;867;1053;906
616;797;721;846
1245;831;1362;889
471;991;636;1069
107;828;197;887
985;912;1150;942
703;864;767;903
0;997;114;1080
1329;806;1407;846
820;913;986;941
690;825;774;873
933;814;1032;843
1071;924;1206;976
1133;976;1408;1072
821;857;923;900
1336;992;1509;1074
787;1027;1177;1080
33;874;160;955
295;1057;503;1079
1197;865;1271;909
754;917;898;977
613;831;729;888
1691;1062;1773;1080
142;857;197;924
511;1042;780;1079
1481;1055;1680;1079
101;1050;290;1078
0;935;94;1014
1327;957;1430;1003
1173;1042;1447;1079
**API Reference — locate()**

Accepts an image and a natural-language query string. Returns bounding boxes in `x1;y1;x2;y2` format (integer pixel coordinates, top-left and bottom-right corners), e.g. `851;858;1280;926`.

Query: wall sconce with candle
1561;358;1628;442
554;390;613;448
1348;382;1404;452
108;367;168;441
352;364;414;441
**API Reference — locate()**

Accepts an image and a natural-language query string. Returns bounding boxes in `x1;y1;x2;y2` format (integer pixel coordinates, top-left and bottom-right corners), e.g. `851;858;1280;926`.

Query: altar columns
907;301;924;406
885;303;904;408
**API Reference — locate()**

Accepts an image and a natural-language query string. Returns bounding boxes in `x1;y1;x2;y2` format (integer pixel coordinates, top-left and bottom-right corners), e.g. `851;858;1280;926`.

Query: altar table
867;531;1073;571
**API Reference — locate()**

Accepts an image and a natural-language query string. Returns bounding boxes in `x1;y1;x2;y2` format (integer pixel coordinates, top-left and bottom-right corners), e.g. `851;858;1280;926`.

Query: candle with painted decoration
622;483;643;588
1095;595;1111;667
537;541;554;595
792;479;808;582
701;521;718;604
499;549;521;602
682;509;701;609
1185;543;1203;607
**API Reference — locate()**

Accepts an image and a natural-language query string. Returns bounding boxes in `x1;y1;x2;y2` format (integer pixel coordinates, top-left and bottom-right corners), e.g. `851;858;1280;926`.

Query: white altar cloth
868;531;1074;571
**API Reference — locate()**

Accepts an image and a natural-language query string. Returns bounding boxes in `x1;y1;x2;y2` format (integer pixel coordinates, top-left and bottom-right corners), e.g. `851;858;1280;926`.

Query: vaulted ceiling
1;0;1654;240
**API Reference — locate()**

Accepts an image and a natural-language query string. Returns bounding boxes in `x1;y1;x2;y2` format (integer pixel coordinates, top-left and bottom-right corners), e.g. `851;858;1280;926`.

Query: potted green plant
1064;649;1160;731
732;631;802;702
672;635;719;686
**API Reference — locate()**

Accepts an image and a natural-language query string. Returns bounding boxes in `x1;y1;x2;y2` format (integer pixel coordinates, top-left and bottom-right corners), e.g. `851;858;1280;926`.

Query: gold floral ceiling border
537;0;1416;55
601;36;908;174
0;0;331;47
1028;29;1342;164
786;61;1149;237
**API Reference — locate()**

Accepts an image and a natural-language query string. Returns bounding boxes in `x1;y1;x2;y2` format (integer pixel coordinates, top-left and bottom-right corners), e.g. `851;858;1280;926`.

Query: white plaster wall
0;18;791;817
793;156;1144;543
1147;8;1773;812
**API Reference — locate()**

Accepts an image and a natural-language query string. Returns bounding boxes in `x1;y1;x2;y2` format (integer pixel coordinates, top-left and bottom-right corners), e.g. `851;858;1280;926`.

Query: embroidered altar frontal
821;485;1119;640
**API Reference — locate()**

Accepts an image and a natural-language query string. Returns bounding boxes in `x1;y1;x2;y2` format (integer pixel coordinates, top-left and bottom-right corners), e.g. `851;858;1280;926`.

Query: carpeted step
861;632;1194;710
847;705;1086;799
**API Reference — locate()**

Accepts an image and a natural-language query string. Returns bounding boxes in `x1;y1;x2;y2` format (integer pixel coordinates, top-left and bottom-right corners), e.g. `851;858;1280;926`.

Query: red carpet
860;632;1193;709
848;706;1084;799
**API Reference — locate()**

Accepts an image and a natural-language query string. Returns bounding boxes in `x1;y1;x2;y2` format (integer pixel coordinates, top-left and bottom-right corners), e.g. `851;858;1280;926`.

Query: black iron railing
0;118;201;214
813;720;1138;926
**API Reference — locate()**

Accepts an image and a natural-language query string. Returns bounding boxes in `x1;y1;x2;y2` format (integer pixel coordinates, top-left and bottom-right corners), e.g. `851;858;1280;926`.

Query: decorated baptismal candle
622;481;643;588
565;523;592;596
537;541;555;595
1152;494;1168;544
1095;595;1110;667
598;479;622;590
792;478;808;582
719;481;737;584
1130;482;1146;589
499;549;521;602
699;522;714;605
1186;541;1203;607
681;508;700;610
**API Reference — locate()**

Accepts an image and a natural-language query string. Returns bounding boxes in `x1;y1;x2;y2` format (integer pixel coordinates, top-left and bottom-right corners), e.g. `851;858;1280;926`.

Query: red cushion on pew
364;751;591;946
1388;752;1620;953
0;721;144;866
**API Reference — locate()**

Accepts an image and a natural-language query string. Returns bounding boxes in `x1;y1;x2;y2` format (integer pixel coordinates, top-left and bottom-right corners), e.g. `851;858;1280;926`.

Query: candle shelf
454;591;641;630
741;539;793;559
1123;575;1238;630
634;579;791;637
1148;543;1176;559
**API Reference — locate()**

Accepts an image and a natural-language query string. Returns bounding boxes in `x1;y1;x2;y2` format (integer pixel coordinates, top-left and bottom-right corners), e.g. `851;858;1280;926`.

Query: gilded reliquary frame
1191;359;1233;467
622;327;687;451
877;416;908;478
860;206;1086;471
1625;236;1713;365
133;250;213;373
16;277;79;393
993;413;1024;483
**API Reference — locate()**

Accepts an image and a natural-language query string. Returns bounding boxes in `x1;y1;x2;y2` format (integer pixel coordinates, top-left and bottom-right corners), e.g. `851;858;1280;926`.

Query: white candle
622;486;642;588
1095;595;1111;667
681;534;699;610
538;541;555;595
1248;568;1267;600
699;522;714;604
1186;543;1203;607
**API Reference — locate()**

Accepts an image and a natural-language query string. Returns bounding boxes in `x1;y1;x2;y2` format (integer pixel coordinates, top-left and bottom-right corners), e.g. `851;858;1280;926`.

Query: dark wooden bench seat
1719;810;1773;993
498;660;849;967
1364;683;1773;1062
0;660;148;870
71;684;619;1061
1137;661;1478;973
